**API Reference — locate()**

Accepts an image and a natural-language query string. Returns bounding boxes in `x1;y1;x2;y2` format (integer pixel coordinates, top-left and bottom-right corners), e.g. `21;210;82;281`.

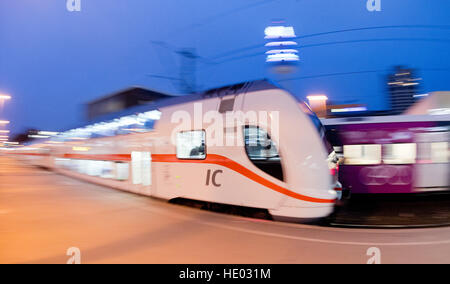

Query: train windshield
299;102;333;154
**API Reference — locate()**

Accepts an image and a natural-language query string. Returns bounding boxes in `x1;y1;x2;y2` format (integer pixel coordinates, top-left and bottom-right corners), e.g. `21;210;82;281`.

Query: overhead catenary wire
168;0;280;36
202;37;450;66
278;67;450;82
209;25;450;60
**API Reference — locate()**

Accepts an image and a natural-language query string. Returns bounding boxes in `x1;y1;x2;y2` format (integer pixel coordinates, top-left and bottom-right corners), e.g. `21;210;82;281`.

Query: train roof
73;79;281;127
52;79;282;136
154;79;280;109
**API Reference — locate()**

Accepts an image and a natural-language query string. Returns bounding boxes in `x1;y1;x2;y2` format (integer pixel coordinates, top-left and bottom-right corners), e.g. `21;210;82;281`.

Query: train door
131;151;152;193
217;86;247;145
414;131;449;192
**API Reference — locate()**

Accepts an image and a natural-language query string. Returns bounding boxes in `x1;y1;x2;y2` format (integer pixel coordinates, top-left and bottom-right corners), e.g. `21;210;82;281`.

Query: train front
242;87;338;221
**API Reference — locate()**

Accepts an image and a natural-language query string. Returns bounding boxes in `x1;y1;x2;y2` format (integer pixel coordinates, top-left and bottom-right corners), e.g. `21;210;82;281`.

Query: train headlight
328;190;338;199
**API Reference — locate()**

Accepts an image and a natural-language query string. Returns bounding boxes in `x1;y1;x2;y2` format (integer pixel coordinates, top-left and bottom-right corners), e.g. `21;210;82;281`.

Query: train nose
333;181;343;200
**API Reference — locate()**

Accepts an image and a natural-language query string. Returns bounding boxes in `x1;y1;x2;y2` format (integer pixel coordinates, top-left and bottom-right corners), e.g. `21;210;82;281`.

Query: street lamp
0;120;10;125
307;95;329;118
0;130;9;133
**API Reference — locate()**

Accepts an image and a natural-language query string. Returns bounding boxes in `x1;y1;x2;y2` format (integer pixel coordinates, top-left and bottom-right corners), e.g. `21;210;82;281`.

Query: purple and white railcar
323;115;449;194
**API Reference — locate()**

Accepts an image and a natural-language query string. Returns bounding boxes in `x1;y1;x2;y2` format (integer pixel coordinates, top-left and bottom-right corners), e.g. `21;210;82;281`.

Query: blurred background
1;0;450;137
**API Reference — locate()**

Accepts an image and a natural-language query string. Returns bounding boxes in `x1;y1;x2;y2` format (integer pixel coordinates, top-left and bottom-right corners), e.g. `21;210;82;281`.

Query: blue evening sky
1;0;449;135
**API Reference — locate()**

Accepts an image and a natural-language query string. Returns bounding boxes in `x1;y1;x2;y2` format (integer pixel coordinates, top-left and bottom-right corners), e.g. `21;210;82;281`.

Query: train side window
383;143;416;164
100;161;115;179
176;130;206;159
116;162;129;181
343;144;381;165
417;142;449;164
243;126;284;181
431;142;449;163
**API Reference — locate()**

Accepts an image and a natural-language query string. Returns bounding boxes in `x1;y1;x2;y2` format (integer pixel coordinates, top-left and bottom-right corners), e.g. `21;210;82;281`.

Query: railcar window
131;151;152;185
243;126;284;181
116;162;129;181
100;161;115;179
383;143;417;164
132;152;143;184
53;157;129;181
176;130;206;159
432;142;449;163
418;142;449;163
343;144;381;165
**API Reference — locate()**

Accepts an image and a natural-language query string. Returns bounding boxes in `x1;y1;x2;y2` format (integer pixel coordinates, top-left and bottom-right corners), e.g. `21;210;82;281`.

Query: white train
11;80;338;221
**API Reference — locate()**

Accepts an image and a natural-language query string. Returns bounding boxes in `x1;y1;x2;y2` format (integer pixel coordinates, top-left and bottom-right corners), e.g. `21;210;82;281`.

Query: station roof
66;79;281;131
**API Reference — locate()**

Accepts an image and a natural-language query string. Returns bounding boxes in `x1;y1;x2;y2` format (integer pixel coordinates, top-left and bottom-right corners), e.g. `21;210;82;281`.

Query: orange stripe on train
152;154;335;204
21;152;336;204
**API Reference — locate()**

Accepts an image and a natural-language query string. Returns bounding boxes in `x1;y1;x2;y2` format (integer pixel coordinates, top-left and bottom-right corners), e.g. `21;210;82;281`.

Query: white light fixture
264;26;296;39
265;49;298;55
266;53;299;62
265;41;298;47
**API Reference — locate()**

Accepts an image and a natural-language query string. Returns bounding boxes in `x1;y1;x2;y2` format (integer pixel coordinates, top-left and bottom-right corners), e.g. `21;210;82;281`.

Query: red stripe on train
152;154;335;204
18;152;336;204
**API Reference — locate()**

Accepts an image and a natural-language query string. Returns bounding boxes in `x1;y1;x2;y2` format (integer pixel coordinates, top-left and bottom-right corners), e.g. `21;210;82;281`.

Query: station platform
1;155;450;264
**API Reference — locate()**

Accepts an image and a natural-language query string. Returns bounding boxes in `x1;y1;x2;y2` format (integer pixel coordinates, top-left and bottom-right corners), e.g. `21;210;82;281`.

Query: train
8;80;340;221
323;115;450;195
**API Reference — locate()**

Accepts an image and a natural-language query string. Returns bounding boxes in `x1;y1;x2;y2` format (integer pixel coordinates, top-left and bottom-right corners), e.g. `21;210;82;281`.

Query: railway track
326;192;450;228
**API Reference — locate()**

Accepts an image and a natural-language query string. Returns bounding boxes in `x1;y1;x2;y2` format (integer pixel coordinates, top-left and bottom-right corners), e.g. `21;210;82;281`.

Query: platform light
0;120;10;125
306;95;329;118
29;135;51;139
0;94;11;100
60;110;162;140
331;107;368;113
0;130;10;133
38;131;59;136
307;95;328;102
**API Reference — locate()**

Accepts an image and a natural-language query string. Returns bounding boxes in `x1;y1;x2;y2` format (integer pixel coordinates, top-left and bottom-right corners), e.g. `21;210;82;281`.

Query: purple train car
323;115;449;194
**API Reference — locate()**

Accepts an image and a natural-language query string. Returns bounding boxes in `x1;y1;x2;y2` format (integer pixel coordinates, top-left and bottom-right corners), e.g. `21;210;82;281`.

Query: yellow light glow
0;95;11;100
0;120;10;125
0;130;10;133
